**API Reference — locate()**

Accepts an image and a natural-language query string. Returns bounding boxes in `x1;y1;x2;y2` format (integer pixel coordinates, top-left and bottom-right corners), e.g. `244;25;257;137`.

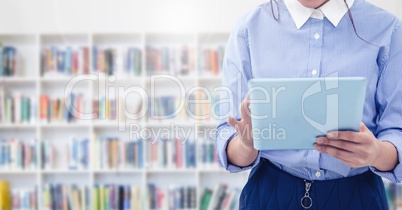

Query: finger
314;144;354;160
326;130;359;142
316;137;358;152
227;116;240;128
240;99;251;121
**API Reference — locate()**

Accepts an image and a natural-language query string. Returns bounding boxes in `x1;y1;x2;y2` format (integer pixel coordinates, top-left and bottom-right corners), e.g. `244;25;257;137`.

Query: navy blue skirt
239;158;388;210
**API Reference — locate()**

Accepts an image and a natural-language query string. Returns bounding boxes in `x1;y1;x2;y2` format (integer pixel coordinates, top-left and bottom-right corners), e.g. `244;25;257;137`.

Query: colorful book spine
199;45;225;76
145;138;196;169
42;184;88;210
150;96;178;120
0;138;37;170
126;47;142;76
0;46;17;77
147;184;196;210
384;180;402;209
40;94;49;123
0;181;11;210
94;137;144;170
92;184;141;210
10;187;37;210
0;86;4;123
41;138;89;170
0;88;36;124
0;42;3;77
145;45;195;76
93;98;142;121
41;46;89;76
199;140;219;168
92;46;142;76
200;184;240;210
39;93;84;123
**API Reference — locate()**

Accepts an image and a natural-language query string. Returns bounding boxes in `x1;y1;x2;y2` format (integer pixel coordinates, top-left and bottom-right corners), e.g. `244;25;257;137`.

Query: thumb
360;122;368;132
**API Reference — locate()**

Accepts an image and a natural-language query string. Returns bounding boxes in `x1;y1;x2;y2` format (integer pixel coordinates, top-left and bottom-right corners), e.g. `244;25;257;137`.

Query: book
199;139;219;169
384;180;402;209
0;180;11;210
41;46;89;77
199;45;225;76
145;138;196;169
94;137;144;170
0;88;36;124
10;187;37;210
199;185;240;210
0;42;3;76
92;184;141;210
0;138;37;170
92;46;142;77
150;96;178;121
200;188;212;210
145;45;195;76
42;184;88;210
147;184;196;209
39;93;85;123
41;138;89;170
0;46;17;77
208;184;227;210
126;47;142;76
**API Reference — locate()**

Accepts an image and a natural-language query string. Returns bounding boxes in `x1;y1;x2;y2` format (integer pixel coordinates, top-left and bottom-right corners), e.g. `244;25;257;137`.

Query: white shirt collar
284;0;355;29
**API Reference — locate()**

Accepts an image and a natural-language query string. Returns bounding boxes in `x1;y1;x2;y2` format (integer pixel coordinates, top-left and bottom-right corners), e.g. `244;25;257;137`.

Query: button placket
306;19;324;78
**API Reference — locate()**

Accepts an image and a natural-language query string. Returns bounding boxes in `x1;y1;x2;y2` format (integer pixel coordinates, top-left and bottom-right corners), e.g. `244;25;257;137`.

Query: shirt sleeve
216;123;261;173
215;17;260;173
369;21;402;183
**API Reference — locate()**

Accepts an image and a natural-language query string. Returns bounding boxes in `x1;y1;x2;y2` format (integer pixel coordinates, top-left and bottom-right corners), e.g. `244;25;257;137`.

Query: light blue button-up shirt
216;0;402;182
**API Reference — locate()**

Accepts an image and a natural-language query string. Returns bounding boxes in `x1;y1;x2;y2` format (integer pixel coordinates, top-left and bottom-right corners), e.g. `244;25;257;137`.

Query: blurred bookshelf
0;32;250;210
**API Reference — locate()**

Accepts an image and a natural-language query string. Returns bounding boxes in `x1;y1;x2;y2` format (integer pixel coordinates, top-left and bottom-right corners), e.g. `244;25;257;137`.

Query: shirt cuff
215;123;261;173
369;130;402;183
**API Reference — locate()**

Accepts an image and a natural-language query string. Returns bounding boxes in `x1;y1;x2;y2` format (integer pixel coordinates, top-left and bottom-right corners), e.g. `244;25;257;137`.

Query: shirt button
312;69;318;75
314;33;320;40
315;171;321;178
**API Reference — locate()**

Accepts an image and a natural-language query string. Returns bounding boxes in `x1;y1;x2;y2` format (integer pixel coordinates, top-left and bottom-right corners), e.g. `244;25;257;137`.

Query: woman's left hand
314;122;386;169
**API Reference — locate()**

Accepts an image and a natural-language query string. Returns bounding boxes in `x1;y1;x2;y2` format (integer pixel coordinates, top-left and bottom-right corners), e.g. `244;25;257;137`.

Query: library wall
1;1;402;210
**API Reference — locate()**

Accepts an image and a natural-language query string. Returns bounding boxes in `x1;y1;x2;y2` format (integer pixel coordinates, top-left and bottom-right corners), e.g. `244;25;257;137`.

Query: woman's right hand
226;98;258;167
227;98;254;149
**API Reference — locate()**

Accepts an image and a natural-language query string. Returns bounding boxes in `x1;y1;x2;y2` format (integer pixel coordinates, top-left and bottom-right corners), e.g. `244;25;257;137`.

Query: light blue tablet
248;77;367;150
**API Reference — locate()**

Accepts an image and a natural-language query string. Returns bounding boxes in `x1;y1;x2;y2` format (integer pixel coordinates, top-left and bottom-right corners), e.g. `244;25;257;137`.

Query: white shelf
40;123;91;128
41;169;90;174
0;170;37;175
94;169;144;174
0;124;37;129
198;75;223;81
0;77;37;83
145;75;198;82
92;121;119;127
40;74;96;83
145;121;199;127
146;168;197;173
40;77;73;83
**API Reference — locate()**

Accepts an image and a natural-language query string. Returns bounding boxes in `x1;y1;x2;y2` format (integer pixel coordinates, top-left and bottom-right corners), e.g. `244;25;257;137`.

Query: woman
216;0;402;209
